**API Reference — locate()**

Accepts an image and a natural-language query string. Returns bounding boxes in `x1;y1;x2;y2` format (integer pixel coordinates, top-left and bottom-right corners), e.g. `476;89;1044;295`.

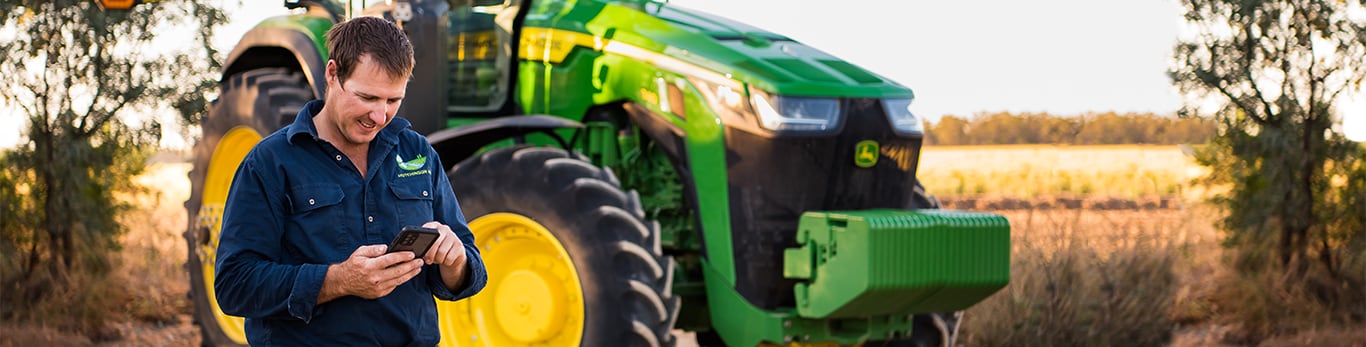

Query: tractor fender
221;26;328;100
426;115;584;170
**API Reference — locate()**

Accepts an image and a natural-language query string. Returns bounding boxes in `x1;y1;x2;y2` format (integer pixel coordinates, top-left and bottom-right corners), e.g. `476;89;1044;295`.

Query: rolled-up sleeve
215;158;327;322
428;151;487;301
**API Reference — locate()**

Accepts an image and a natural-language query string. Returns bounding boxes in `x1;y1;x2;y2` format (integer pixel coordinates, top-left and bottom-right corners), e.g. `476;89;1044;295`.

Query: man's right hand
318;244;425;303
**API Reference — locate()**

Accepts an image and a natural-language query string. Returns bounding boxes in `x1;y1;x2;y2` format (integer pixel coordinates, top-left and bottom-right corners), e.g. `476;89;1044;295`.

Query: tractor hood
652;4;787;41
652;4;912;99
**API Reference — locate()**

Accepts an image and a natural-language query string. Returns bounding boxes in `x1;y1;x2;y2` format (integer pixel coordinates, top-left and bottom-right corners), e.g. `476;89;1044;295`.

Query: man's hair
326;16;414;83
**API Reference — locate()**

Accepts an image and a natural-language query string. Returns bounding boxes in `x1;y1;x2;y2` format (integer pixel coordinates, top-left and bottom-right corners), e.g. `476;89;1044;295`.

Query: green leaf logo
397;154;427;171
854;140;878;168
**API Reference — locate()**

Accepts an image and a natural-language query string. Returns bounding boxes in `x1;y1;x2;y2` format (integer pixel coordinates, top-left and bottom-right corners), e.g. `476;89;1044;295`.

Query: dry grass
941;145;1366;346
919;145;1207;199
1;162;197;346
99;162;200;347
113;162;192;324
958;207;1221;346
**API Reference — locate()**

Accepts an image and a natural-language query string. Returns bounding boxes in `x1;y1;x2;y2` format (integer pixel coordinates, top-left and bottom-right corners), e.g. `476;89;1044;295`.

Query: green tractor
183;0;1011;346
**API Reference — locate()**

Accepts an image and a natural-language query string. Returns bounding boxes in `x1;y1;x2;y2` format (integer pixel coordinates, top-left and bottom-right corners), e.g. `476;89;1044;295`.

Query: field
918;145;1225;344
4;146;1363;346
919;144;1207;200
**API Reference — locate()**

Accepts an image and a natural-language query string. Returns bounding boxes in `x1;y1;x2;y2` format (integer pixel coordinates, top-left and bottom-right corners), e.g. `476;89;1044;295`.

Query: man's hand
421;221;469;291
318;244;425;303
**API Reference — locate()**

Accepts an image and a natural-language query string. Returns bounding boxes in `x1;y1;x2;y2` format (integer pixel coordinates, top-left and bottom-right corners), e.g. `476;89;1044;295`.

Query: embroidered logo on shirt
396;154;431;178
397;154;427;171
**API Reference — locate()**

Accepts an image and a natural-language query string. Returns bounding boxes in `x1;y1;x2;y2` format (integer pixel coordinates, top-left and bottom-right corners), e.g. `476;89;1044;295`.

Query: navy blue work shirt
215;100;487;346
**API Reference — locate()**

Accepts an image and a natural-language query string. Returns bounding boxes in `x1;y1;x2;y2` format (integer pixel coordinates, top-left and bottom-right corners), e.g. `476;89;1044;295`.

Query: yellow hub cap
196;126;260;345
438;213;585;347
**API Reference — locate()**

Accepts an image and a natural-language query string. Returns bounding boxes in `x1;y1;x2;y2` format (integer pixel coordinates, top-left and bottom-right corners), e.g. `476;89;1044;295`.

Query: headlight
750;89;841;133
882;98;923;134
689;77;752;127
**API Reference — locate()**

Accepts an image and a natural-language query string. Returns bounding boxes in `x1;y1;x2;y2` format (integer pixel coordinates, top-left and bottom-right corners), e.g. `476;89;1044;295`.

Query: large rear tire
184;68;310;347
442;146;681;346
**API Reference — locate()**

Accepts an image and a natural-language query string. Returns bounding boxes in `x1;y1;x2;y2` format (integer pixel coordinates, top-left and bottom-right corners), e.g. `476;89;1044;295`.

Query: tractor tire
185;67;311;347
910;178;941;209
445;145;680;347
863;312;960;347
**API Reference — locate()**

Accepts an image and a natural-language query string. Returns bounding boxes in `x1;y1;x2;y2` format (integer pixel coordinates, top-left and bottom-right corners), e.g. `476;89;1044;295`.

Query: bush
961;209;1181;346
0;127;151;336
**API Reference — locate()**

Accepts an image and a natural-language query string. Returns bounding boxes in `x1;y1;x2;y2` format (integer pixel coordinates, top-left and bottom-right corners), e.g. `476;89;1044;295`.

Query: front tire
443;146;680;346
185;68;310;347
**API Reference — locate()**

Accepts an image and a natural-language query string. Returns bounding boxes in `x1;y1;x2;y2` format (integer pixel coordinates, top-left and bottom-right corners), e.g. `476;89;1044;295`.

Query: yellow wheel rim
437;213;585;347
196;127;259;345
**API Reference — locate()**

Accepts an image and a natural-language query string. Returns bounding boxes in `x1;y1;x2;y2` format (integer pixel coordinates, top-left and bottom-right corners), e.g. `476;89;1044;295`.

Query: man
214;16;486;346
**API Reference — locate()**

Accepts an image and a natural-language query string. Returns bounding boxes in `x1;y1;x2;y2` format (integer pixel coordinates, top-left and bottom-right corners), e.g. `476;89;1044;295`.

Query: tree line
923;111;1216;145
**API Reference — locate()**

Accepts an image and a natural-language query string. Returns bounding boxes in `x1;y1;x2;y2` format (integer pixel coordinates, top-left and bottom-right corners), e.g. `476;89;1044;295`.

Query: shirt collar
287;99;410;147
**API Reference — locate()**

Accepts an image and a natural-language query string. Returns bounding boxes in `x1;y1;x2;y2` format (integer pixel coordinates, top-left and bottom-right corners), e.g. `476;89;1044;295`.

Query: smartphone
387;226;440;257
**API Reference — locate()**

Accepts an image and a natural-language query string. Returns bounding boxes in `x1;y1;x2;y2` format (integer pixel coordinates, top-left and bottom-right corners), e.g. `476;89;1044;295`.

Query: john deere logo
854;140;878;168
397;154;427;171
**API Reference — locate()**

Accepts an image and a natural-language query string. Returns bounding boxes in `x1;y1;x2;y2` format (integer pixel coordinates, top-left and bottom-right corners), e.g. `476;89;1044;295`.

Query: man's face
323;54;407;147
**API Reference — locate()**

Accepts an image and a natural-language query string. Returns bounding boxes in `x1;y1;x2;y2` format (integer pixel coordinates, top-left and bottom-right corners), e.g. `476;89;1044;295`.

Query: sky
6;0;1364;147
670;0;1186;122
216;0;1186;121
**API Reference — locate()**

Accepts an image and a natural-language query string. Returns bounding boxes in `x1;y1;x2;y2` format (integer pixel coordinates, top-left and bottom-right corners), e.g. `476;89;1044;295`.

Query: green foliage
0;0;226;332
1173;0;1366;337
924;111;1215;145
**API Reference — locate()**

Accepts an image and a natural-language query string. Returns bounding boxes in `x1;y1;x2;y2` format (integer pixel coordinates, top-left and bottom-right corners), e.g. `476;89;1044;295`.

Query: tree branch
84;41;107;134
1273;8;1294;120
1239;19;1276;124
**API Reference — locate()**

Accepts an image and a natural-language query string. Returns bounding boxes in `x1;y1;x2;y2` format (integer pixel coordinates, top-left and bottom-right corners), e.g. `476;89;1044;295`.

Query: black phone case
388;226;440;256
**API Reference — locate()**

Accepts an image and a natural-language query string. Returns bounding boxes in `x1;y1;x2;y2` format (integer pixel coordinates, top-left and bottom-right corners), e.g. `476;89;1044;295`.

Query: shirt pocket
285;183;350;261
389;177;435;227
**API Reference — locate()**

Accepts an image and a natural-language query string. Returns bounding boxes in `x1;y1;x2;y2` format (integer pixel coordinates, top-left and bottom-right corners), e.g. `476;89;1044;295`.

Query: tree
927;115;971;145
0;0;225;327
927;111;1210;145
1171;0;1366;335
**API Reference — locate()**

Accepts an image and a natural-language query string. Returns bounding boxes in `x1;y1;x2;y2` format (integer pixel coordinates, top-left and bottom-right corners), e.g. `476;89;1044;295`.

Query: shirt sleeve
214;157;329;322
427;148;487;301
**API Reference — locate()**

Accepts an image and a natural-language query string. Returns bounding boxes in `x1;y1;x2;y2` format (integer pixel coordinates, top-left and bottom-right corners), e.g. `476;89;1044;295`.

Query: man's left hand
421;221;469;290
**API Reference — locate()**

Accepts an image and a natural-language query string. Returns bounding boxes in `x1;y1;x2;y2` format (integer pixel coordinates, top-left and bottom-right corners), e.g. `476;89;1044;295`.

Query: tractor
174;0;1011;346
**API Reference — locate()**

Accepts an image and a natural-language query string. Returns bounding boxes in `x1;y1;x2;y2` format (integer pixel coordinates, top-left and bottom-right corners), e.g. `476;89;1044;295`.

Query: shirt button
335;155;342;161
422;190;429;197
308;198;315;205
367;216;374;223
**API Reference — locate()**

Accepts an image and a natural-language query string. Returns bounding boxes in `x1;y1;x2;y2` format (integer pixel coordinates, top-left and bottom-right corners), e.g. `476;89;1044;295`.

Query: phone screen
387;226;440;257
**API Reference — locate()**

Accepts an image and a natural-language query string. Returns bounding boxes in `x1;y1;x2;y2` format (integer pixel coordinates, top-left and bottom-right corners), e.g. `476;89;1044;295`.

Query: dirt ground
6;317;1363;346
1;319;700;346
0;315;199;347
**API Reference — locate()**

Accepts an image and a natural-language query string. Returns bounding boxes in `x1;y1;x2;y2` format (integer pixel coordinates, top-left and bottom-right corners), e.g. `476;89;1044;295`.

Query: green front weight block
783;209;1011;318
